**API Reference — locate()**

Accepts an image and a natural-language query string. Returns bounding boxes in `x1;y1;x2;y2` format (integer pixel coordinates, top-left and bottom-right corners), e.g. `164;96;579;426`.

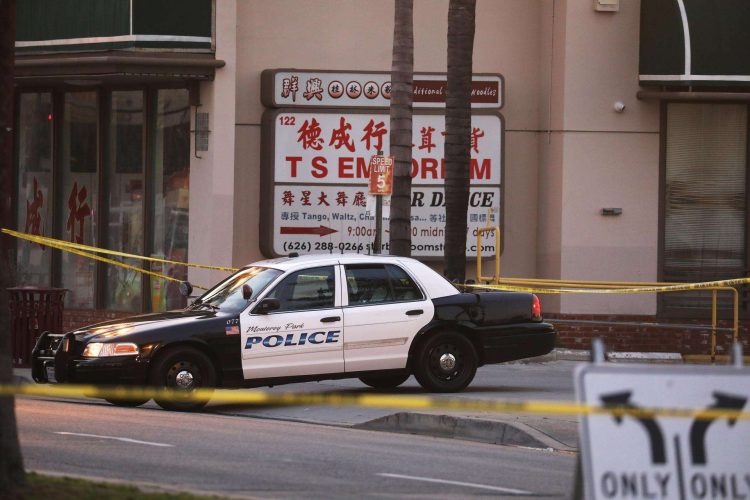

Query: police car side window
345;265;393;305
385;265;424;301
267;266;336;312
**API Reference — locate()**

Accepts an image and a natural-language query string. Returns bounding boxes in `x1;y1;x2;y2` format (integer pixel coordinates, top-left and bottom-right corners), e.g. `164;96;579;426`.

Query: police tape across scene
1;383;748;422
2;228;239;273
7;227;750;298
469;279;750;295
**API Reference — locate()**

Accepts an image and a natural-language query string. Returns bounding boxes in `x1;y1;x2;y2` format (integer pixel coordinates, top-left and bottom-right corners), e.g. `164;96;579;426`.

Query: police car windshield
195;267;283;314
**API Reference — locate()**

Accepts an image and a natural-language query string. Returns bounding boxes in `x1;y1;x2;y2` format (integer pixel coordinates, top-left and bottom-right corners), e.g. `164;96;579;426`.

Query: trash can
8;287;67;368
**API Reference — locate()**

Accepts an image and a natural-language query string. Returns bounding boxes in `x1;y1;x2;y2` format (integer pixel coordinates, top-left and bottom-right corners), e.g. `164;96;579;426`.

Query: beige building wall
189;0;239;289
538;0;662;314
213;0;661;316
232;0;545;280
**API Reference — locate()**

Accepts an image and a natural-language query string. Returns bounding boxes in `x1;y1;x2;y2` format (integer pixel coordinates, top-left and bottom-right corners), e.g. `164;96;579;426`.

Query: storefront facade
11;0;749;353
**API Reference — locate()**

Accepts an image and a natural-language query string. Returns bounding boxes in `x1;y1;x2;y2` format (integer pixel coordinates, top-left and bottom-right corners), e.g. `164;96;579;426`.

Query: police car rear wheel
413;332;477;393
150;347;216;411
105;397;150;407
358;372;410;389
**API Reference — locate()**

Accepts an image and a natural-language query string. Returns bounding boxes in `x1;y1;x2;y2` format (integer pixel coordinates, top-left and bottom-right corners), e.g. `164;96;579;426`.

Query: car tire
358;372;410;390
413;331;478;393
149;346;216;411
104;397;150;407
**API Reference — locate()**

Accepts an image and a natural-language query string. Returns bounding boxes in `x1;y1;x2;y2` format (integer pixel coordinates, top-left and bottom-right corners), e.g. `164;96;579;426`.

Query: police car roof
249;253;460;299
252;253;409;271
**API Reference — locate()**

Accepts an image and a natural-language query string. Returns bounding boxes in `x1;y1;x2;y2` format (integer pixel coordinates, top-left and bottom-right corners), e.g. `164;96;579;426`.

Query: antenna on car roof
288;252;299;258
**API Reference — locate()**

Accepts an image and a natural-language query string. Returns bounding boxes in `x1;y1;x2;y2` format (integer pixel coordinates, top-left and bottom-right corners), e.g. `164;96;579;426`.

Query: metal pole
711;290;717;363
731;342;744;368
591;338;606;364
374;195;382;254
373;150;383;255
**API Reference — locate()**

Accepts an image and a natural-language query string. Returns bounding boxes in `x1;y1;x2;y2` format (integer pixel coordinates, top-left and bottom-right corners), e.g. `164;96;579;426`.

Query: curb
354;412;576;452
31;468;258;499
606;351;682;363
554;349;684;363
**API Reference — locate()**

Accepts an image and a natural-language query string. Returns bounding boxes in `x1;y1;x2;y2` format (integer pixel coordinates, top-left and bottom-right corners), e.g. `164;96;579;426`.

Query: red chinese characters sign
261;109;503;258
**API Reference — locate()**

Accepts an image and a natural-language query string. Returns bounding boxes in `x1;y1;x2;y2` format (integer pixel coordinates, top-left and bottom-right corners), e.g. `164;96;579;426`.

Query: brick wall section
63;309;132;332
546;313;749;355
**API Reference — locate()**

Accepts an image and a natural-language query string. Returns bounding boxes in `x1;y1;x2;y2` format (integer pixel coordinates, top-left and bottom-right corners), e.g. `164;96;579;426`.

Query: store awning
639;0;750;87
15;52;225;84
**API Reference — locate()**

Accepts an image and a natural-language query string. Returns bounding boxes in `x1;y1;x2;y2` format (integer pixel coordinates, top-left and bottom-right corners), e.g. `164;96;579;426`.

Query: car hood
72;309;224;343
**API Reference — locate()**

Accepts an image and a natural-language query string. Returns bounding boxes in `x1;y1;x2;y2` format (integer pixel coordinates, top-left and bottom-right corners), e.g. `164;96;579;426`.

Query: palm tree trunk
444;0;475;281
388;0;414;257
0;0;26;493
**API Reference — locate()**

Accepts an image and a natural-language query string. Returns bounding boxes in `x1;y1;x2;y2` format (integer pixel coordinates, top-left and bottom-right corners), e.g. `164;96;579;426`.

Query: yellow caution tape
468;277;749;295
2;228;239;273
22;234;211;291
2;228;233;290
1;383;748;421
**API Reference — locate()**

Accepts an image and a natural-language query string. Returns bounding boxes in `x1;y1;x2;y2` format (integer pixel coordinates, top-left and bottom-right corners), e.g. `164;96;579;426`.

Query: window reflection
61;92;98;308
13;88;191;314
16;93;53;286
106;91;144;312
151;89;191;311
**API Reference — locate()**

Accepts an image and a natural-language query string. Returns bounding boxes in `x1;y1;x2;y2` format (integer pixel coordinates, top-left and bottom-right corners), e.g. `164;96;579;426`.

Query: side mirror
242;284;253;301
179;281;193;297
253;298;280;315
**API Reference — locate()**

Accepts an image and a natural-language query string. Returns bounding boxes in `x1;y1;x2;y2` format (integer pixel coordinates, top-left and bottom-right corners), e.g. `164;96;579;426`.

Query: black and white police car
32;254;556;411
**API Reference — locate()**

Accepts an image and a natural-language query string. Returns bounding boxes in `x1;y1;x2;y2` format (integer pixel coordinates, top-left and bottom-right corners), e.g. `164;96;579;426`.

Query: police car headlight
83;342;139;357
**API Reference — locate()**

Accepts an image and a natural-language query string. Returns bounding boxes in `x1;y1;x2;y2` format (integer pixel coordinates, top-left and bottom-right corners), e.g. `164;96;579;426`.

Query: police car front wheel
413;331;478;393
149;346;216;411
105;397;150;407
358;372;410;390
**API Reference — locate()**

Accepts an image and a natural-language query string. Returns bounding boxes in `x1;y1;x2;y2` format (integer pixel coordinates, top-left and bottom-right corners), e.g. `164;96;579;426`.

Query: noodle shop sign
261;69;504;109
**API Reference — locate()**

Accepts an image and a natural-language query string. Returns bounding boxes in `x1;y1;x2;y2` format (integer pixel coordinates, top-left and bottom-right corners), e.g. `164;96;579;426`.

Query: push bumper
31;331;150;386
477;322;557;365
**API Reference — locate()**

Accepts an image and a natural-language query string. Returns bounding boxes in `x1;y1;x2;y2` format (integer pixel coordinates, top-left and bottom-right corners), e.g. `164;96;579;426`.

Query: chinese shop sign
261;70;504;109
260;110;503;258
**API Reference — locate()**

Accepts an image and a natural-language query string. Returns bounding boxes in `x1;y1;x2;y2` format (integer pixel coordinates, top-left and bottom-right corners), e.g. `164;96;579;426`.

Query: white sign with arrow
576;364;750;500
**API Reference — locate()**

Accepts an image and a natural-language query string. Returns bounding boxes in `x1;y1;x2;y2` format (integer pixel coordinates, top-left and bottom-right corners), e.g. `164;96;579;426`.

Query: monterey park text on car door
31;254;556;411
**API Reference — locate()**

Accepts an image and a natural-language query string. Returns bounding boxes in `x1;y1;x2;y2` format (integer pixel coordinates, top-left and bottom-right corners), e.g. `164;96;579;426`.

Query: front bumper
31;331;150;386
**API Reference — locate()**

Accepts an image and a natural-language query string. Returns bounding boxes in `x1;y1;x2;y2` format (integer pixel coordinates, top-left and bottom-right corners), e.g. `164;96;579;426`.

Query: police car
31;254;556;411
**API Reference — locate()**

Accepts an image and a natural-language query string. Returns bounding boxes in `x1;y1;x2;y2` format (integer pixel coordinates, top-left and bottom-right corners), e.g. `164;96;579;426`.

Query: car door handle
406;309;423;316
320;316;341;323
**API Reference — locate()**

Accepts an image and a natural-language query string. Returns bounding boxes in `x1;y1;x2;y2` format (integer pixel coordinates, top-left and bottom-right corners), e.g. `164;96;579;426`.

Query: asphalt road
17;397;576;499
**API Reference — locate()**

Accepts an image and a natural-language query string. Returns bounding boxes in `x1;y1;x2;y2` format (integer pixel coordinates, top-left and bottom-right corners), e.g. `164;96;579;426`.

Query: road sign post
575;355;750;500
368;152;393;254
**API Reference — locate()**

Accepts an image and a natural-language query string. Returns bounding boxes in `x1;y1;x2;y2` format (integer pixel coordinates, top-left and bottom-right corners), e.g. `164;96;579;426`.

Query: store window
13;87;191;313
151;89;190;311
15;93;53;286
106;91;145;312
60;92;99;308
661;102;748;317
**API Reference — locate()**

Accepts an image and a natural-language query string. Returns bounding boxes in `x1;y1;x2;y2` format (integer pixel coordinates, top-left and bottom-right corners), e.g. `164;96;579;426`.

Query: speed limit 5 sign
368;155;393;196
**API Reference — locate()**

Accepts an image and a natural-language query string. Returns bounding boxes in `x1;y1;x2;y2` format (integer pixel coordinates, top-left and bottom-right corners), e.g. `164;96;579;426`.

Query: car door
240;265;344;380
341;263;434;372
